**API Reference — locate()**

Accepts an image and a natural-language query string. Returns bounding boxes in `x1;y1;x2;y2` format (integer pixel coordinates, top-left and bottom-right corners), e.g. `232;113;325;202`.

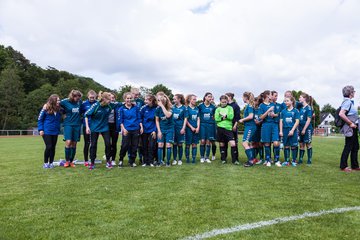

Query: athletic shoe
256;160;264;165
222;160;227;164
205;158;211;163
244;161;253;167
282;161;289;167
341;167;352;172
211;156;216;161
172;160;177;165
275;161;282;167
118;161;123;168
252;158;259;164
150;163;154;167
192;160;196;164
64;161;70;168
88;164;95;170
166;163;171;167
70;162;75;168
200;158;205;163
106;162;113;169
178;160;183;165
49;163;54;169
111;161;116;166
263;161;268;166
43;163;49;169
233;161;240;165
266;161;271;167
142;163;147;167
297;160;303;164
291;162;297;167
307;160;312;165
84;161;89;167
130;163;137;167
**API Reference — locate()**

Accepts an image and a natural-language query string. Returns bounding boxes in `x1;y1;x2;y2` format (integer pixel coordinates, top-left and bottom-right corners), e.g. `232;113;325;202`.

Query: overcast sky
1;0;359;107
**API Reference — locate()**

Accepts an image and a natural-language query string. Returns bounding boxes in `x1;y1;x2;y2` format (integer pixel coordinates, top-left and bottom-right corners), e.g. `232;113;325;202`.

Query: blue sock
157;147;163;163
205;145;211;158
259;147;264;160
274;146;280;161
65;147;71;162
178;145;183;161
252;148;256;159
264;146;271;161
200;145;205;158
291;147;298;162
284;148;290;162
167;147;172;164
192;146;197;163
245;149;253;161
173;145;177;160
185;146;190;163
307;148;313;162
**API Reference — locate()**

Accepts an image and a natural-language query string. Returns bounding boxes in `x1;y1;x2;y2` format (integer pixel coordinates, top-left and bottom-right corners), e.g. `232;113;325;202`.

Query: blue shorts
174;127;185;144
157;129;174;144
299;126;313;143
261;123;279;143
185;127;199;145
282;128;298;147
63;125;81;142
200;123;216;141
243;125;257;142
252;125;262;142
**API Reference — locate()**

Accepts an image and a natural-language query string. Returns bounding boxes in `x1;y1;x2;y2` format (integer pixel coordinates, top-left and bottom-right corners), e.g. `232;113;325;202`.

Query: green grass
1;136;360;239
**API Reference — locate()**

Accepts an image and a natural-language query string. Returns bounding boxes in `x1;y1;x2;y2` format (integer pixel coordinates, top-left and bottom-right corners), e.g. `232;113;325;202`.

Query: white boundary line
182;206;360;240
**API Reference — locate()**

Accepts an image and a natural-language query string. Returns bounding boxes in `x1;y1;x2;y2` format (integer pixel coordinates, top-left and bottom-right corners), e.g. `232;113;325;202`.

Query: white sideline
182;206;360;240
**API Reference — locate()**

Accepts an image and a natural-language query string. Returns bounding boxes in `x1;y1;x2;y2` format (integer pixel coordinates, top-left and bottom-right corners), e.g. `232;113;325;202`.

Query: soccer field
1;136;360;239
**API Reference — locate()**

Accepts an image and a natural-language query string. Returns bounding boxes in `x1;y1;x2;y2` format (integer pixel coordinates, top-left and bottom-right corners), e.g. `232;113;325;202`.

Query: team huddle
37;88;314;170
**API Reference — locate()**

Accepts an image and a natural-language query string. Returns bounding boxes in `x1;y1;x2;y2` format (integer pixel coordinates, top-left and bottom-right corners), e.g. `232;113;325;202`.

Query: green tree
0;67;26;129
321;103;336;116
150;84;173;99
116;85;133;102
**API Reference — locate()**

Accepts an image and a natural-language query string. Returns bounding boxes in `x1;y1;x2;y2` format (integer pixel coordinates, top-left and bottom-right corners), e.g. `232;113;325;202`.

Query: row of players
38;88;313;169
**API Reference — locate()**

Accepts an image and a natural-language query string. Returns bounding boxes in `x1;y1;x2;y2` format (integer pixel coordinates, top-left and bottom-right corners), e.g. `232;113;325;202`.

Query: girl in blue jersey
253;97;265;165
298;93;313;164
38;94;62;168
199;92;217;163
140;94;157;167
279;97;300;166
85;92;120;170
155;93;174;167
239;92;257;167
60;90;83;168
118;92;143;168
259;90;281;167
131;87;145;163
172;94;188;165
185;94;200;164
210;95;217;160
80;90;97;167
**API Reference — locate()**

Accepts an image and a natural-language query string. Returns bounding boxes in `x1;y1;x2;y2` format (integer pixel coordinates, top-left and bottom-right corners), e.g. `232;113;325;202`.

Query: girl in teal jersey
185;94;200;164
298;92;314;164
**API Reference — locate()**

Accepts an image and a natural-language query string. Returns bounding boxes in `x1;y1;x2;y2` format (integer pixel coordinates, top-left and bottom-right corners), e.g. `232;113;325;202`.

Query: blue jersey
299;105;313;128
37;109;62;135
187;106;200;128
60;98;82;126
198;103;216;124
134;98;145;108
254;108;262;123
273;102;282;123
155;106;174;131
280;108;300;129
243;104;256;127
172;105;188;129
80;100;96;126
84;101;113;132
140;105;157;134
259;102;276;124
118;105;141;131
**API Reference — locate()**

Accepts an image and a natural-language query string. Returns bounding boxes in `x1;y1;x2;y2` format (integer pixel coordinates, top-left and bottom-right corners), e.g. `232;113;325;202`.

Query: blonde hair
159;94;172;110
243;92;255;108
186;94;196;106
98;91;112;106
68;90;82;102
122;92;133;101
45;94;60;114
87;90;97;98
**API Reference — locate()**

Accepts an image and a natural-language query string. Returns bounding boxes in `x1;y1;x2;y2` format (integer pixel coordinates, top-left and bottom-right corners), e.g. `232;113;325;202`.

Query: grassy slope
0;136;359;240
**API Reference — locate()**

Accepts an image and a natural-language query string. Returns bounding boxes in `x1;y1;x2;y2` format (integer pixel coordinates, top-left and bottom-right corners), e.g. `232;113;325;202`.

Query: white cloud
1;0;360;107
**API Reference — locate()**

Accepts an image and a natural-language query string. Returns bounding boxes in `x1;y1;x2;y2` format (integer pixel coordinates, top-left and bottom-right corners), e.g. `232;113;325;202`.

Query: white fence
0;130;39;136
